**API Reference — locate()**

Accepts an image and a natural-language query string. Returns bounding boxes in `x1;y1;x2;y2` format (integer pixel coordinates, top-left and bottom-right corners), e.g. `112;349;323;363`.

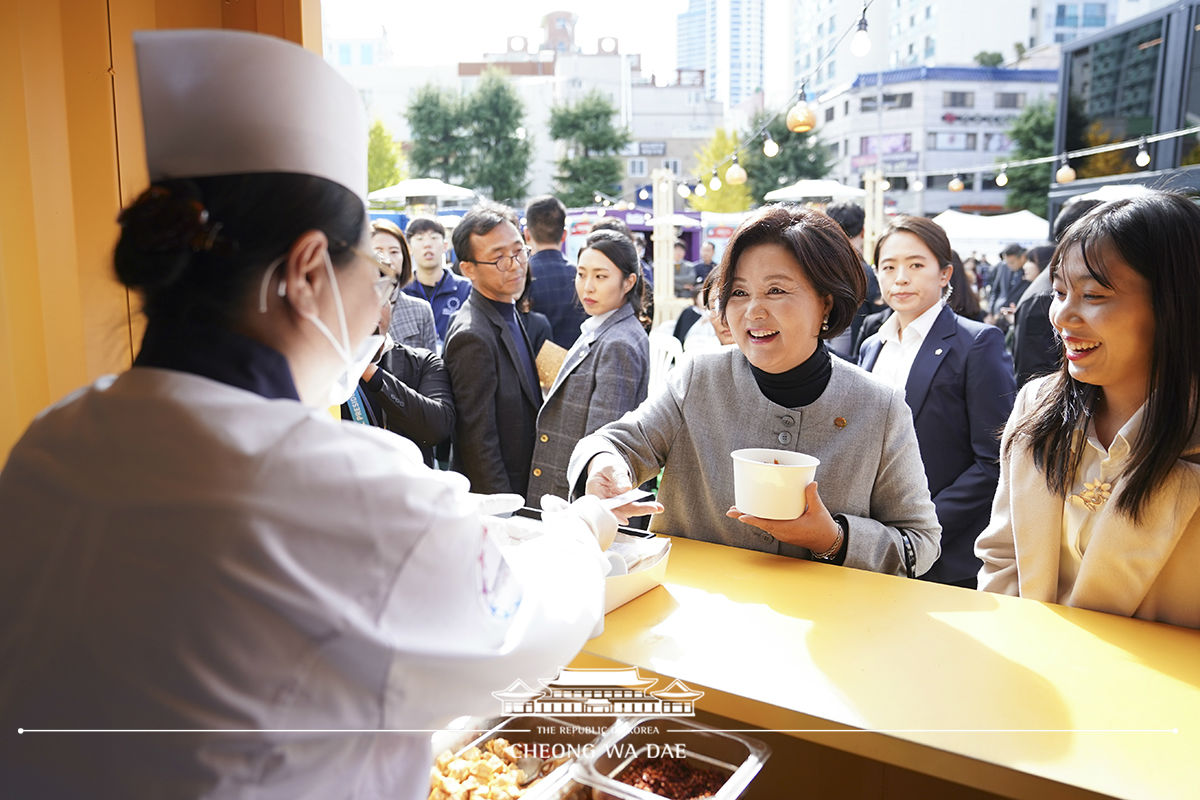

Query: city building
816;66;1058;215
675;0;766;114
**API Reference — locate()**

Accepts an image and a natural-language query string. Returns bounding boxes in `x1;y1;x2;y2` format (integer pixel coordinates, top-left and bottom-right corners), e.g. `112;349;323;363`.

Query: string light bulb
677;183;692;198
948;175;965;192
1135;138;1151;168
638;188;650;200
724;155;748;185
910;177;924;192
851;6;871;57
694;182;707;197
1056;156;1076;184
709;168;722;192
995;165;1009;187
762;133;780;158
786;85;816;133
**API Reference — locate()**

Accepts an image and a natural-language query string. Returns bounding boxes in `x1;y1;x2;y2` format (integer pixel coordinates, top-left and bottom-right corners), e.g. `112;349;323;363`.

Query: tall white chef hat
133;29;367;201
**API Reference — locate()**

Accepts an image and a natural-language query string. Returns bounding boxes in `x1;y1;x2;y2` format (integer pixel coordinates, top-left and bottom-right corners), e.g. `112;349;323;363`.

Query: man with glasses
443;202;541;496
402;217;472;351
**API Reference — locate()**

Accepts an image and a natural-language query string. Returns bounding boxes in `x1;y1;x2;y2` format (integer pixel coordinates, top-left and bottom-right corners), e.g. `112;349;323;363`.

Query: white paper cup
731;448;820;520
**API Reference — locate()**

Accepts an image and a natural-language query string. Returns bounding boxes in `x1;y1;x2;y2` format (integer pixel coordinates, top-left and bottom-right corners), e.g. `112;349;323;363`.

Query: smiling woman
977;190;1200;629
569;205;943;577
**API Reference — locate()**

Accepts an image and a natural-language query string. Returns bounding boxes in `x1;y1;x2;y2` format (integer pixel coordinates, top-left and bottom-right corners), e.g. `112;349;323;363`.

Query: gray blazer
568;349;942;576
528;304;649;502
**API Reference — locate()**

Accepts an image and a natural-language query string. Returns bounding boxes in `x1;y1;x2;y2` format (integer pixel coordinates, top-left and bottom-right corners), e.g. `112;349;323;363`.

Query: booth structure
1;0;321;462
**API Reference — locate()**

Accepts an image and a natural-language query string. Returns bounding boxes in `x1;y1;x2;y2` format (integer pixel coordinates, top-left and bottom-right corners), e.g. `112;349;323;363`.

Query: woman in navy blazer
859;216;1016;587
528;230;650;502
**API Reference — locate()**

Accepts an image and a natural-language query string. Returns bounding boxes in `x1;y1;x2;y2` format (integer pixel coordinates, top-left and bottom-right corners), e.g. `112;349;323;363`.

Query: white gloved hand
542;494;618;551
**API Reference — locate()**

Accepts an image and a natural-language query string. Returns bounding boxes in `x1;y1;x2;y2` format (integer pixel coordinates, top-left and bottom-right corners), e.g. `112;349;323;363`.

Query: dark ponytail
580;229;648;324
114;173;365;327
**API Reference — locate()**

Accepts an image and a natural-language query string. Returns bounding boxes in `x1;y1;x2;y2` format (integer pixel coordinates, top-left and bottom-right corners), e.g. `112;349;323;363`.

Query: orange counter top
573;535;1200;799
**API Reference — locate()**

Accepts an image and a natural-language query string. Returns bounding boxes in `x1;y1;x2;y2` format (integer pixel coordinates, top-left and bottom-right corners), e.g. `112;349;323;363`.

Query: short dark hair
524;195;566;245
370;218;412;285
824;202;865;239
580;229;647;319
405;216;446;239
716;205;866;339
590;216;633;240
1001;243;1026;258
1052;199;1102;242
451;201;518;264
114;173;364;327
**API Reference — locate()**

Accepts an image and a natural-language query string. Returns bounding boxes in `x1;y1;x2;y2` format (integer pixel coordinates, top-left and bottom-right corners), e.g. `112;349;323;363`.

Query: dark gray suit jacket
443;289;541;496
528;303;649;502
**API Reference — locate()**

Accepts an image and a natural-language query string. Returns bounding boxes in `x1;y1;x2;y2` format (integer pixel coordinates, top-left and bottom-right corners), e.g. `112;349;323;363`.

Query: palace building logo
493;666;703;717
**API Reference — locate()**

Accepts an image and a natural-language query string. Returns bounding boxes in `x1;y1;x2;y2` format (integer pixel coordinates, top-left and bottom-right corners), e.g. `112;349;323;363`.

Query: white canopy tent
930;209;1051;260
764;179;866;203
367;177;476;206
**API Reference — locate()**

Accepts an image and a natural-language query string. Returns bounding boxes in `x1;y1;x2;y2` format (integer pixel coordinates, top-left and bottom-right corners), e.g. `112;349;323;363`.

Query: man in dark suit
526;195;586;350
444;202;542;496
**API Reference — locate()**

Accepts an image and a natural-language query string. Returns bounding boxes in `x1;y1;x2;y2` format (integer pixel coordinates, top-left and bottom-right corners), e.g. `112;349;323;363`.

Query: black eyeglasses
469;247;531;272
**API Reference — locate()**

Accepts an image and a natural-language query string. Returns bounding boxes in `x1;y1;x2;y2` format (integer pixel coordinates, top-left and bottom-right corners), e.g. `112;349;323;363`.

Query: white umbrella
764;179;866;203
367;177;476;205
1065;183;1154;204
645;213;703;228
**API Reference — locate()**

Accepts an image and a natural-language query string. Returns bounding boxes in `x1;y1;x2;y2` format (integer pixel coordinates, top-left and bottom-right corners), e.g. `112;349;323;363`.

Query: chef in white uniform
0;30;618;799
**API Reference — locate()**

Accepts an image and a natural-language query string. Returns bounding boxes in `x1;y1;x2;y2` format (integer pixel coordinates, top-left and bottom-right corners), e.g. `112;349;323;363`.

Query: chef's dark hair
114;173;365;326
715;204;865;339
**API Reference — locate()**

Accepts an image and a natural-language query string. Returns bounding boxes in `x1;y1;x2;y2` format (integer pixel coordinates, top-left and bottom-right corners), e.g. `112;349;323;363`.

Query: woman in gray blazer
528;230;650;501
569;206;941;576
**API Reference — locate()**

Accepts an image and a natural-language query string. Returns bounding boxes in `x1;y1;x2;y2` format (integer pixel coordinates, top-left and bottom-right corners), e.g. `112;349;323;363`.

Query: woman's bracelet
812;515;847;561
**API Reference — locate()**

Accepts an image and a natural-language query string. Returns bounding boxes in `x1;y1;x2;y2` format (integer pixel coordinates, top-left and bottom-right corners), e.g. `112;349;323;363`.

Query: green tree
686;129;753;213
974;51;1004;68
1004;99;1055;217
463;69;531;204
407;84;470;184
367;119;405;193
739;113;834;204
549;91;630;207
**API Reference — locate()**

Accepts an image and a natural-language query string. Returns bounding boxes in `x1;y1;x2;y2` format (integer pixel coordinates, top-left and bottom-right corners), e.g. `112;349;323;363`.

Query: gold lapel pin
834;417;847;429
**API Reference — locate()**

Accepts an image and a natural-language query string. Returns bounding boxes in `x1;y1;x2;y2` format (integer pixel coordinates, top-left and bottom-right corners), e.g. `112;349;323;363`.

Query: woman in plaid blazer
527;230;649;502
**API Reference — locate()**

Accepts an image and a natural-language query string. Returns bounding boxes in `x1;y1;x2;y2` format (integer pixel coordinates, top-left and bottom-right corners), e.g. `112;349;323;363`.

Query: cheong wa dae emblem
493;667;703;717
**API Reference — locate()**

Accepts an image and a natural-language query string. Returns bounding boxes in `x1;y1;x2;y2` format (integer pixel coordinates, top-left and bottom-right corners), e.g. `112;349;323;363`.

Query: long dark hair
115;173;365;327
579;229;648;322
716;205;865;337
1007;191;1200;521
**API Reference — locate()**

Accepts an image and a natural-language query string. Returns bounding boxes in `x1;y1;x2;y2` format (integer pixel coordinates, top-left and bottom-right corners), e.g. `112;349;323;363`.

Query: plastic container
570;716;770;800
430;715;610;800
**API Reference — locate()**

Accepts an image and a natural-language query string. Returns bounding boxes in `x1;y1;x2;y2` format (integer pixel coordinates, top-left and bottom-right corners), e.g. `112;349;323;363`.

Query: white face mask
259;250;383;407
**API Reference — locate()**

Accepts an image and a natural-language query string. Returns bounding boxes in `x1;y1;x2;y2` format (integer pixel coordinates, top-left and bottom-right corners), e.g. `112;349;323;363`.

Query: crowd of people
3;27;1199;799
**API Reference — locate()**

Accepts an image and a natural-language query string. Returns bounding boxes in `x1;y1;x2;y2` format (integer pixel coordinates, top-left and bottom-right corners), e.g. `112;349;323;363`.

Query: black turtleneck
749;341;833;408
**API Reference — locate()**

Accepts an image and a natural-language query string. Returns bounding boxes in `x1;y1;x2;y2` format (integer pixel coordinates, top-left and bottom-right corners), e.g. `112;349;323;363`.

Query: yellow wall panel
0;0;321;462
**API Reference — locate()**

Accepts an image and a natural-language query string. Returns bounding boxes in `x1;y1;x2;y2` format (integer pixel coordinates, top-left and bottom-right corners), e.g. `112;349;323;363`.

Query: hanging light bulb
677;183;692;198
948;175;965;192
762;133;780;158
910;176;924;192
638;188;650;200
724;154;748;185
1056;155;1076;184
786;84;816;133
694;182;707;197
880;178;891;191
709;167;722;192
1135;138;1151;168
851;6;871;57
995;165;1009;187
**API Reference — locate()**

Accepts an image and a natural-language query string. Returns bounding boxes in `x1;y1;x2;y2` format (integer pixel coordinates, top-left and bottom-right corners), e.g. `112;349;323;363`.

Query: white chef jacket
0;367;607;799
